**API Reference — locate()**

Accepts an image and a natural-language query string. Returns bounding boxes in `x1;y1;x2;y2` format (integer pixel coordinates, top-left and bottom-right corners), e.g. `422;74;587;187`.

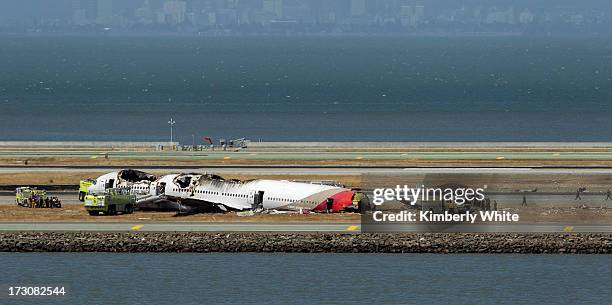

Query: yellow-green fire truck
84;188;136;216
79;179;95;201
16;187;61;208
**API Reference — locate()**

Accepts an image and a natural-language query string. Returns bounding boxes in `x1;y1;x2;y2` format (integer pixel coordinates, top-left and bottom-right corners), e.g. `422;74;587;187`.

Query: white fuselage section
89;171;352;212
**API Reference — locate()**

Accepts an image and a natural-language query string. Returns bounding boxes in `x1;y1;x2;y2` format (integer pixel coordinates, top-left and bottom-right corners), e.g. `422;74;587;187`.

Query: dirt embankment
0;172;104;186
363;173;612;193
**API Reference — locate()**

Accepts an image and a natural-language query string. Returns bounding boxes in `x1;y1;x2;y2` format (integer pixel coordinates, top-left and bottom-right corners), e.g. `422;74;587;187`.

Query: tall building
350;0;366;16
283;2;314;23
163;0;187;24
519;9;534;24
96;0;112;24
400;5;414;26
263;0;283;18
72;0;96;25
216;8;238;25
485;7;515;24
135;0;154;23
415;5;424;21
399;5;424;26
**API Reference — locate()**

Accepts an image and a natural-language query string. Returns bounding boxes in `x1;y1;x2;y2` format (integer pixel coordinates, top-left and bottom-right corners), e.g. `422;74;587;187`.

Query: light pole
168;118;176;148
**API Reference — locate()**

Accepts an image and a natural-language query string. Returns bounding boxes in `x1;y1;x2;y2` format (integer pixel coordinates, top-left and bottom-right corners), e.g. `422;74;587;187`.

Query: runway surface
0;222;610;232
2;150;612;161
0;222;357;232
4;166;612;175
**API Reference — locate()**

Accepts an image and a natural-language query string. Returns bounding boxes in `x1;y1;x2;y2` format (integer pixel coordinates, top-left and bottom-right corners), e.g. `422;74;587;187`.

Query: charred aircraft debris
84;169;365;216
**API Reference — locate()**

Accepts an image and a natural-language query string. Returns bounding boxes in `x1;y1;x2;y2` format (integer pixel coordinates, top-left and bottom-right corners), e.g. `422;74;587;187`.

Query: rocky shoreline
1;232;611;253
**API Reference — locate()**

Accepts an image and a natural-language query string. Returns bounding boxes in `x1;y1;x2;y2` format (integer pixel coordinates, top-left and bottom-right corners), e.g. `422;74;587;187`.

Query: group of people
25;195;61;208
574;188;612;201
471;196;497;211
520;188;612;206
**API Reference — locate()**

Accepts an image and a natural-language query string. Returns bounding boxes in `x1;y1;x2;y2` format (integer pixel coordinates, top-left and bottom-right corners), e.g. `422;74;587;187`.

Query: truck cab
79;179;95;201
84;188;136;216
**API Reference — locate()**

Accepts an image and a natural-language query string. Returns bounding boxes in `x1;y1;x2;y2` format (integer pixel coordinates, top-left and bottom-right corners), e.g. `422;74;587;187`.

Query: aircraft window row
221;193;248;198
267;197;316;204
194;190;219;195
188;190;250;198
166;189;318;204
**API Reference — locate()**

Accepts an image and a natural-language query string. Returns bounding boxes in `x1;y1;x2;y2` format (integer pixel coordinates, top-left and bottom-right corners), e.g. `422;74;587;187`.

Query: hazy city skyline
1;0;611;35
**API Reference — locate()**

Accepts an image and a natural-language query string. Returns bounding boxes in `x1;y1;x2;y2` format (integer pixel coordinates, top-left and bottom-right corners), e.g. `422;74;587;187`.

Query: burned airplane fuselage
87;170;358;214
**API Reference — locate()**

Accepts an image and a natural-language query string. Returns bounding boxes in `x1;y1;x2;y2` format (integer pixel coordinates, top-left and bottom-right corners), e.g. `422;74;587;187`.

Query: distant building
317;11;336;24
216;9;238;25
400;5;414;26
283;3;313;23
263;0;283;18
486;7;515;24
519;9;534;24
73;8;88;26
186;12;196;25
238;7;251;24
156;11;166;24
207;12;216;25
135;0;154;24
72;0;96;25
96;0;113;25
350;0;366;16
399;5;424;26
569;14;584;25
162;0;187;24
415;5;425;21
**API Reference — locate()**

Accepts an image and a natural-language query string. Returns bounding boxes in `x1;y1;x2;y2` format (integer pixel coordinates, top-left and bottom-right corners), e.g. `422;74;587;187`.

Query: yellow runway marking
131;225;144;231
496;156;505;160
553;153;561;157
223;156;231;159
563;226;574;232
355;156;363;160
346;225;359;231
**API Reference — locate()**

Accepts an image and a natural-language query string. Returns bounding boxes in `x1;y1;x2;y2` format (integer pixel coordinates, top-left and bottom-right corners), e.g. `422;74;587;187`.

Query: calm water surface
2;36;612;142
1;253;610;304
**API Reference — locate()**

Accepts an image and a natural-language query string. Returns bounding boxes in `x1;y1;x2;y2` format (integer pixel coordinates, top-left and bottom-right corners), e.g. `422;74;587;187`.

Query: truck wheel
107;205;116;216
88;210;99;216
125;205;133;214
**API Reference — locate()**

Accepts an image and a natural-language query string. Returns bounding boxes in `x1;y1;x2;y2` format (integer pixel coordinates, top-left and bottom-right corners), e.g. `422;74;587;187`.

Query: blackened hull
176;198;227;215
118;169;156;183
137;197;181;211
137;196;223;215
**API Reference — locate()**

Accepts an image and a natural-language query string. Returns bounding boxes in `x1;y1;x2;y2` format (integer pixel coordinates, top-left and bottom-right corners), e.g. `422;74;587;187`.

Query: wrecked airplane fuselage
86;170;360;215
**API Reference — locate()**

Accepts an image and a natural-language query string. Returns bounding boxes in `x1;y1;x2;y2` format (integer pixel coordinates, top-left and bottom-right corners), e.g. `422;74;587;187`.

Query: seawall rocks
1;233;611;254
